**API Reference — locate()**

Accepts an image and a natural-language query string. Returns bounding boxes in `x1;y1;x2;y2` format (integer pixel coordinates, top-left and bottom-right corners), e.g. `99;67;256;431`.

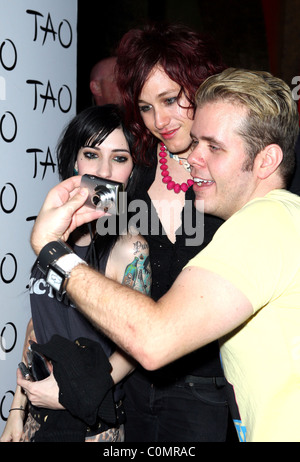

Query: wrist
9;393;27;413
9;407;26;413
37;240;87;296
31;229;55;256
14;386;28;406
37;240;73;272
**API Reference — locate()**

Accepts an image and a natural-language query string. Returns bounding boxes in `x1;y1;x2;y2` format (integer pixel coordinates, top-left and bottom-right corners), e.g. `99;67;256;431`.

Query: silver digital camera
81;174;125;215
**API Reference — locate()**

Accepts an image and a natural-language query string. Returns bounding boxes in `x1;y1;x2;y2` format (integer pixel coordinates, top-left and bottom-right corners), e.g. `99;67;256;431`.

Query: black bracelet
9;407;25;412
37;240;73;275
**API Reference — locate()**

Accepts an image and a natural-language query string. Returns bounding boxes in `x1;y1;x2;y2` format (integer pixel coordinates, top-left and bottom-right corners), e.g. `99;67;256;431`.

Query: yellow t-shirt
185;189;300;442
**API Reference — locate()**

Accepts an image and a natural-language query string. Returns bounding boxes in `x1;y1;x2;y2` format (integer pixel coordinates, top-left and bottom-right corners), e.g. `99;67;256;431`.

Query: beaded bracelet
9;407;25;412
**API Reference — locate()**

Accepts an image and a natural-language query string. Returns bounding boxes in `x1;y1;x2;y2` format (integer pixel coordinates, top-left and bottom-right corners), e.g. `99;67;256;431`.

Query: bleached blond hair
195;68;299;185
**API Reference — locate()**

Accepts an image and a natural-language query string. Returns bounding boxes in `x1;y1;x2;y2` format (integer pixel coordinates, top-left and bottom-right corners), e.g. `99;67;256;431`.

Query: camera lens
92;194;100;206
92;185;114;212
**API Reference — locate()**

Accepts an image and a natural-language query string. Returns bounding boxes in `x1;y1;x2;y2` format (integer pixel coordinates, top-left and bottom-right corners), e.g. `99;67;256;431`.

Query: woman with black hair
1;105;151;443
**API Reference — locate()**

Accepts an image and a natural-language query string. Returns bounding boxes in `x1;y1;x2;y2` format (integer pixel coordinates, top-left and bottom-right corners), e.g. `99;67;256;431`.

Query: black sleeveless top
30;244;115;363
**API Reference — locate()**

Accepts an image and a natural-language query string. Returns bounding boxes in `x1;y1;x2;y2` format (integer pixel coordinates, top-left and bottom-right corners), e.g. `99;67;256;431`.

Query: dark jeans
123;371;230;442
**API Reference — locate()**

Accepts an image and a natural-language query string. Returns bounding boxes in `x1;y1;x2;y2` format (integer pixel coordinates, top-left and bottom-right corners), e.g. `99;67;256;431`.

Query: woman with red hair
115;23;233;442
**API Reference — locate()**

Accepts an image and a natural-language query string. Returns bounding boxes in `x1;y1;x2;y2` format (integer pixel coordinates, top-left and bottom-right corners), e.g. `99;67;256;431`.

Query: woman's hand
0;408;25;442
0;381;27;442
16;369;64;410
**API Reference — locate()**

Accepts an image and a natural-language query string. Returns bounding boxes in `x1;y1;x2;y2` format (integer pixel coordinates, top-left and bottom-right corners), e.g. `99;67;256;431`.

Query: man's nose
188;143;206;168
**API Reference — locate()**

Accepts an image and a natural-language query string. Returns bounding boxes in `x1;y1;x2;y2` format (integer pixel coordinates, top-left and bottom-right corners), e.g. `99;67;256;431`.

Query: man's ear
256;144;283;179
90;80;101;96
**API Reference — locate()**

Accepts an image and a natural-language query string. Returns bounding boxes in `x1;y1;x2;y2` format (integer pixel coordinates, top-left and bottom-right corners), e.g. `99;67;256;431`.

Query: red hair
116;23;225;165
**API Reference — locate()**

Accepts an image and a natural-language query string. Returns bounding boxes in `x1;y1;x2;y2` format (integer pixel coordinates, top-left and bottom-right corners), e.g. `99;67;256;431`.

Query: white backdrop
0;0;77;433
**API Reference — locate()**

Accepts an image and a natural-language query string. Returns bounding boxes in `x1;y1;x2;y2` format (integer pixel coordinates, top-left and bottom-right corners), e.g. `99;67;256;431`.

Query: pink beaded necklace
159;142;194;194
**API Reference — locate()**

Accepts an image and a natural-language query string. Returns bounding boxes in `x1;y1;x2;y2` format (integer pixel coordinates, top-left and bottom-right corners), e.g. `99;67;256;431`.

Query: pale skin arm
29;176;253;370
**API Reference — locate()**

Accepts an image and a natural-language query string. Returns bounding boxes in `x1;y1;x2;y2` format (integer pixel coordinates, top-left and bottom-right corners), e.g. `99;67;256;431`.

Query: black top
30;244;114;356
134;156;225;378
30;243;125;403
